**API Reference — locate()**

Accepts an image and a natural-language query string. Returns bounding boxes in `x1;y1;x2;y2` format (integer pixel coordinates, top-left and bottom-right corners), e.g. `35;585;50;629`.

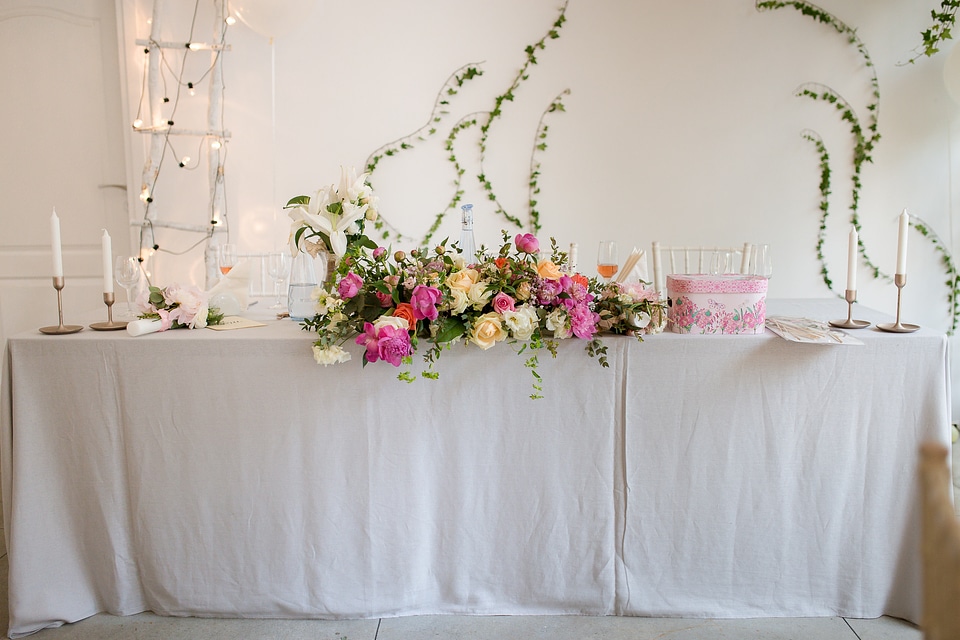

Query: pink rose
492;291;516;314
373;246;386;259
337;272;364;299
514;233;540;254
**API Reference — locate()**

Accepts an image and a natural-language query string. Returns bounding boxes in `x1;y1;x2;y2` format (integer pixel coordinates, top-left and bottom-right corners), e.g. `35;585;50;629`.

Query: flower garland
286;172;665;399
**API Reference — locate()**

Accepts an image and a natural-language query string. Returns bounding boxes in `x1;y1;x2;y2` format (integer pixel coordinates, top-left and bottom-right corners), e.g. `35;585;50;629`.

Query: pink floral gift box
666;274;767;335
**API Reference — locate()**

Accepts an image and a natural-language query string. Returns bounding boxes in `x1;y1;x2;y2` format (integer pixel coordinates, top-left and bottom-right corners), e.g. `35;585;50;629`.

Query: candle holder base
829;318;870;329
39;276;83;335
89;321;127;331
877;274;919;333
829;289;870;329
39;324;84;335
90;292;127;330
877;321;920;333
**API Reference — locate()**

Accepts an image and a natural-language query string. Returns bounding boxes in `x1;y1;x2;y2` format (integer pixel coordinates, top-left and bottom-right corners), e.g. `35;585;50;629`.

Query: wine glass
752;244;772;278
710;250;734;275
597;241;618;282
266;252;290;309
218;244;238;277
114;256;141;318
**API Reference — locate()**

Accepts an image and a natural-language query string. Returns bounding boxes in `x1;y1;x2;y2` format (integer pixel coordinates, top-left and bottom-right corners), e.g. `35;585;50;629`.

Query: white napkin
207;259;252;313
126;318;163;337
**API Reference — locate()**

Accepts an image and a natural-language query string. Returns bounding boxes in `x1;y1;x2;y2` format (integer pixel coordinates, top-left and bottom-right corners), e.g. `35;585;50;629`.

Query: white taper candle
846;226;858;291
50;208;63;277
101;229;113;293
896;209;909;275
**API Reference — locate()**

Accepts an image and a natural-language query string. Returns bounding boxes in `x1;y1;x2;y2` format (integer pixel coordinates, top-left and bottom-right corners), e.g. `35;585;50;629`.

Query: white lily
290;185;367;257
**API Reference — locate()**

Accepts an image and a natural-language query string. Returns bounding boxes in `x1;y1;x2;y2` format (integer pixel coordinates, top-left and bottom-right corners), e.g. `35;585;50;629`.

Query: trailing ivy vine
910;214;960;334
362;62;484;242
800;130;834;292
903;0;960;64
760;0;960;333
364;1;570;247
477;1;569;232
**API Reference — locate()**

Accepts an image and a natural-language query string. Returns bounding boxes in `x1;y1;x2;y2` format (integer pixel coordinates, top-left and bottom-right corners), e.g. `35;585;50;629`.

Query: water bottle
460;203;477;264
288;250;317;321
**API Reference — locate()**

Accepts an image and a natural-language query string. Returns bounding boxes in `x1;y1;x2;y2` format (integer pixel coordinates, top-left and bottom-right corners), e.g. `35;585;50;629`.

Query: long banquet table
1;299;952;637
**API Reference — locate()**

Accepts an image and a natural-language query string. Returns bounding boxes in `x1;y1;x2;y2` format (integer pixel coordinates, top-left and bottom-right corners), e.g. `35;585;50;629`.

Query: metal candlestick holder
39;276;83;335
90;292;127;330
829;289;870;329
877;273;919;333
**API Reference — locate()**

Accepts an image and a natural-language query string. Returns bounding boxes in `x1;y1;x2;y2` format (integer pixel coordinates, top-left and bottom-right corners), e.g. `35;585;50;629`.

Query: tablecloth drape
1;299;951;637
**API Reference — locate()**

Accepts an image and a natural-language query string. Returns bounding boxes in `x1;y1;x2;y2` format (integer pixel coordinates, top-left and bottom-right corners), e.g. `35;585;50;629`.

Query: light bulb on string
132;119;143;129
139;186;151;203
225;15;237;25
211;139;222;150
179;156;191;168
187;82;195;96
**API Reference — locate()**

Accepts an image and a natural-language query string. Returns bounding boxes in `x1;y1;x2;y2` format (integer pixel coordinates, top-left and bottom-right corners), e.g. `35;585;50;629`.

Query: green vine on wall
904;0;960;64
362;62;485;242
364;2;570;247
911;215;960;333
800;130;834;291
761;0;960;333
477;1;569;232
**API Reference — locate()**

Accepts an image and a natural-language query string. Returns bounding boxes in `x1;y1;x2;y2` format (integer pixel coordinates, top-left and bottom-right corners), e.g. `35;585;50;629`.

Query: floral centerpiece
136;283;224;330
285;169;666;398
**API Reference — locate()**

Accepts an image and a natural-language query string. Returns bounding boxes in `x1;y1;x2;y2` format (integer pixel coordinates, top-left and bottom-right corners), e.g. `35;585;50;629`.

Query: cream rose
469;312;507;350
446;288;469;315
467;281;493;309
502;305;539;340
446;268;480;293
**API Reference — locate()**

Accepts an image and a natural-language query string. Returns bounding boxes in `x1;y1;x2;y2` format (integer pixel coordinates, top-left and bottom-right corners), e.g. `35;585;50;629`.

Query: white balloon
231;0;319;39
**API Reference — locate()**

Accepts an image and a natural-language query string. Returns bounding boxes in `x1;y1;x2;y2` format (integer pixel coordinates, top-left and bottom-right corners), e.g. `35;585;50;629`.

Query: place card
206;316;268;331
766;316;863;345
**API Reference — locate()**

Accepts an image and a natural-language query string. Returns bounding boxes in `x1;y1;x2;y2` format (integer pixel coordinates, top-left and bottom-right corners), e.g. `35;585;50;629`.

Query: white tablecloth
1;299;951;637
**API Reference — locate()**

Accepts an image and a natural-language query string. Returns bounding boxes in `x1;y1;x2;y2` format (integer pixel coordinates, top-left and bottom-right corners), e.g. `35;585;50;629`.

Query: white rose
545;307;571;339
190;300;209;329
312;344;352;366
502;305;539;340
373;315;409;331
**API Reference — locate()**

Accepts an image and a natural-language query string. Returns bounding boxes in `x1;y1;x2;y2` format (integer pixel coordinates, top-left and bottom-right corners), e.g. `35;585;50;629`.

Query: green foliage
904;0;960;63
910;216;960;334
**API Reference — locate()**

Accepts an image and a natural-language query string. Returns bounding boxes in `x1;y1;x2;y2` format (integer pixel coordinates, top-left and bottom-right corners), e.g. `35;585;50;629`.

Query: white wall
115;0;956;409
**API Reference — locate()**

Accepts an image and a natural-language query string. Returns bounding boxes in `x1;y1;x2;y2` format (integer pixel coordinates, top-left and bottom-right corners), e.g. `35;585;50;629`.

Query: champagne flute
218;244;238;276
266;252;290;309
597;241;618;282
114;256;141;318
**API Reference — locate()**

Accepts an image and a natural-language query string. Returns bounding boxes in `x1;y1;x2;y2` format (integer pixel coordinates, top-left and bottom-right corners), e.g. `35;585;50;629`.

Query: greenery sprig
477;1;570;231
909;214;960;334
903;0;960;64
800;130;834;292
362;62;485;242
528;89;570;233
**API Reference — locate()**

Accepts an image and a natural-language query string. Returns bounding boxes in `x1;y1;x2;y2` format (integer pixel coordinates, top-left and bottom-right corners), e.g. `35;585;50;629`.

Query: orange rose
572;273;590;288
494;257;508;270
391;302;417;331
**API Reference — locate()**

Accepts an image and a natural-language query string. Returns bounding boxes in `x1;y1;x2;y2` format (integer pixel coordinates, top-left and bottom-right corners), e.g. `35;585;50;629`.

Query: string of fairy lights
130;0;234;269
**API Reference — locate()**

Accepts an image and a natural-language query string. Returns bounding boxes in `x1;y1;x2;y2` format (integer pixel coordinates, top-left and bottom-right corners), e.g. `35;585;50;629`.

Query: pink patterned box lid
666;274;768;294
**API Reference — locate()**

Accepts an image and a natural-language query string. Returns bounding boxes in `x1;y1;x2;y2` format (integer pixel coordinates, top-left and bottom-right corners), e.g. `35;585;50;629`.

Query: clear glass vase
287;250;318;321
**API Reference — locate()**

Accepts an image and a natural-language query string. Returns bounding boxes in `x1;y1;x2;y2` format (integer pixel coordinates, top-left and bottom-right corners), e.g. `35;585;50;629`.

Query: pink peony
338;272;364;299
356;322;381;363
376;324;413;366
514;233;540;254
410;285;442;321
